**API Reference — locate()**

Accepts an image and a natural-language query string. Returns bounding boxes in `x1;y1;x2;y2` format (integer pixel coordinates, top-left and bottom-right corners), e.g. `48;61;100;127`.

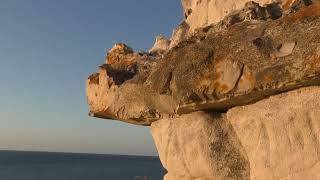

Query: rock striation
86;0;320;179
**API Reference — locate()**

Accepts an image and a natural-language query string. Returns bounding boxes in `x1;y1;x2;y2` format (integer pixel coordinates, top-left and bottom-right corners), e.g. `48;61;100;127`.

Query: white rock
151;86;320;180
149;35;171;55
169;21;190;49
227;86;320;180
273;42;296;58
181;0;201;18
181;0;294;32
151;111;250;180
184;0;209;32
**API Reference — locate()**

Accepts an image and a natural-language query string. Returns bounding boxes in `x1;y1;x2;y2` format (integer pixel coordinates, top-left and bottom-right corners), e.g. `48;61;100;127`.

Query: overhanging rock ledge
87;1;320;126
86;0;320;179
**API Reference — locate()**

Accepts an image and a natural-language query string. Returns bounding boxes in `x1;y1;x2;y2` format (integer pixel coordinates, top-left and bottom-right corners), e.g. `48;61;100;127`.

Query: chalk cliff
86;0;320;179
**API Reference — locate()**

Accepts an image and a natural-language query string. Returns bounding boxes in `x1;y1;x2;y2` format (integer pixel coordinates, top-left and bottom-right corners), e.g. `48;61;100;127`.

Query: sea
0;150;166;180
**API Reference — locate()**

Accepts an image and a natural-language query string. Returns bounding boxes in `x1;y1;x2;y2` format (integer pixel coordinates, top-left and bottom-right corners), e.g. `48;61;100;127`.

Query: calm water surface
0;150;166;180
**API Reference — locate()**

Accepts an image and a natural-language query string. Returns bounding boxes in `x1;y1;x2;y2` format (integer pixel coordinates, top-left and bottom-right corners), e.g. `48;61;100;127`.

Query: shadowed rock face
87;3;320;125
151;111;250;180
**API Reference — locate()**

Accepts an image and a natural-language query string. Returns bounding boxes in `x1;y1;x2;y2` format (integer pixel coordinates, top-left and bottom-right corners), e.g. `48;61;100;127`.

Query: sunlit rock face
181;0;317;32
87;3;320;125
151;111;250;180
227;86;320;180
151;87;320;180
86;0;320;179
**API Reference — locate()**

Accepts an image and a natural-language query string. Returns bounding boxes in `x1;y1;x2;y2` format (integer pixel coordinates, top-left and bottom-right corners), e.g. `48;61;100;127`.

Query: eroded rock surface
87;1;320;179
87;3;320;125
151;111;250;180
227;86;320;180
149;35;171;56
181;0;319;32
169;21;191;49
151;86;320;180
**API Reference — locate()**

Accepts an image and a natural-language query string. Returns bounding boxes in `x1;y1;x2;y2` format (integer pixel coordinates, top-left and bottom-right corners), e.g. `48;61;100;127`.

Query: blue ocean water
0;150;166;180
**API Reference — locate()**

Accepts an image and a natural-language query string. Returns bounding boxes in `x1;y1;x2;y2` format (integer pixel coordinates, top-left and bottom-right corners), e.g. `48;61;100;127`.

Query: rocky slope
86;0;320;179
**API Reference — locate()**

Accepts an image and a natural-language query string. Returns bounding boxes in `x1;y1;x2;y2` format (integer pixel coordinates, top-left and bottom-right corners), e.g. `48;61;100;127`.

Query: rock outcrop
227;86;320;180
181;0;316;32
86;0;320;179
151;111;250;180
149;35;171;56
152;86;320;180
87;2;320;125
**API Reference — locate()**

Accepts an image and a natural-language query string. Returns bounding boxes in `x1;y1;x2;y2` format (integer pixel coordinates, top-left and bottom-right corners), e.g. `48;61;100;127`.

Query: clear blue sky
0;0;182;156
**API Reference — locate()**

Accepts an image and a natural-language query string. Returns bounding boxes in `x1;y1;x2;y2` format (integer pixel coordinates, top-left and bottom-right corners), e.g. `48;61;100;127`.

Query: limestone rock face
151;87;320;180
87;46;164;126
105;43;133;62
181;0;318;32
87;4;320;125
227;86;320;180
86;1;320;179
182;0;276;32
149;35;171;55
151;111;250;180
169;21;190;49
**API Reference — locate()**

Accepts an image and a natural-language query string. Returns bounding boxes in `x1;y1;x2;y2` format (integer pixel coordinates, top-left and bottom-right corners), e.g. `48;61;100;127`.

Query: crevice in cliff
230;64;245;95
160;72;173;95
100;64;137;86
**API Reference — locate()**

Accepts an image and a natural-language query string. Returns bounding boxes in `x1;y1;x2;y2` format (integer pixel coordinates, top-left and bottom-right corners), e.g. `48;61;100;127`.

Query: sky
0;0;182;156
